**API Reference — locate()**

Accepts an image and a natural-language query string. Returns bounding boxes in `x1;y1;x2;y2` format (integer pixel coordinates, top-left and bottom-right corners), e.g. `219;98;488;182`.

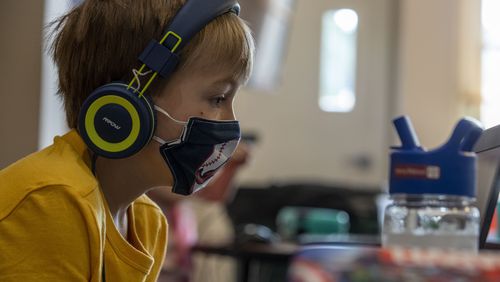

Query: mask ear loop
154;105;187;124
152;136;167;145
152;134;183;146
152;105;188;146
130;68;153;93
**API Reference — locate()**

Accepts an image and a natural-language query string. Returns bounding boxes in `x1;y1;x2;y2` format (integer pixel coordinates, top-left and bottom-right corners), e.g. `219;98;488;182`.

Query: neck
94;156;154;217
91;141;174;218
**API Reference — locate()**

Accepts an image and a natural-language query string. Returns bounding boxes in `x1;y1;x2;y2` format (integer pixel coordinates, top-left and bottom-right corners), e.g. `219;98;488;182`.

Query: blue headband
135;0;240;88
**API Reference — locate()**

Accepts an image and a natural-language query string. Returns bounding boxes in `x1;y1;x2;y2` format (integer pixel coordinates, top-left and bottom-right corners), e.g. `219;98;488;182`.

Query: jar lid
389;116;483;197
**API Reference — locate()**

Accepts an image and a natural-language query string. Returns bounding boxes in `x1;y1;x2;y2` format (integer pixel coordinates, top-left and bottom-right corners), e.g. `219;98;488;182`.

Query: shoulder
0;135;97;190
0;185;96;249
0;184;103;223
0;138;99;219
0;185;103;281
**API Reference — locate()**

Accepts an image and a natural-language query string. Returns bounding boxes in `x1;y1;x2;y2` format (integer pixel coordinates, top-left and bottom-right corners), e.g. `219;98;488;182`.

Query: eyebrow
212;78;238;91
214;77;237;86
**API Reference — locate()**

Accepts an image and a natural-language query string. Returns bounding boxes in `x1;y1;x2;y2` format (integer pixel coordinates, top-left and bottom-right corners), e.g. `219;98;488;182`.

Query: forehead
178;62;241;88
177;15;253;85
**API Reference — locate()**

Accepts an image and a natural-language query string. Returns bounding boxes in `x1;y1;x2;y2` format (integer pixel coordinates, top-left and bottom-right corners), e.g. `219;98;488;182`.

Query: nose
222;105;236;121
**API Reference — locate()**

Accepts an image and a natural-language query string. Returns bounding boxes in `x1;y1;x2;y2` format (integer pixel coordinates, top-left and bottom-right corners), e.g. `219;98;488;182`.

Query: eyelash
211;95;227;107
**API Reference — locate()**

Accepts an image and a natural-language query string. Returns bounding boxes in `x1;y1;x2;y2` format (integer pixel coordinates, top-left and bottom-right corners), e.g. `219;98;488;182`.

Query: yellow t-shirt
0;130;168;282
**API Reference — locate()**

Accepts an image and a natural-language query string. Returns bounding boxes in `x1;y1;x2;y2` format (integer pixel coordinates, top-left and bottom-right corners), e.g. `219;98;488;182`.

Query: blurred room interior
1;0;499;281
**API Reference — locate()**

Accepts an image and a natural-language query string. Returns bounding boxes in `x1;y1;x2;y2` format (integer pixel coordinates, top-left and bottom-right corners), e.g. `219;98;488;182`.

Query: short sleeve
0;185;97;282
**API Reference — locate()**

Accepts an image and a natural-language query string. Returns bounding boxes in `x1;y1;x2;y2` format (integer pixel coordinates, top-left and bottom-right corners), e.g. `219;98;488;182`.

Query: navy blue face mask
153;105;241;195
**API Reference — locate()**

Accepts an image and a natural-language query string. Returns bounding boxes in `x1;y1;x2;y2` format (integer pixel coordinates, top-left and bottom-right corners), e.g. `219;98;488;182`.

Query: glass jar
382;194;480;251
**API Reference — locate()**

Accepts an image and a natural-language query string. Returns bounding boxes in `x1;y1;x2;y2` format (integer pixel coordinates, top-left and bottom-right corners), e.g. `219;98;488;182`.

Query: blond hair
51;0;254;128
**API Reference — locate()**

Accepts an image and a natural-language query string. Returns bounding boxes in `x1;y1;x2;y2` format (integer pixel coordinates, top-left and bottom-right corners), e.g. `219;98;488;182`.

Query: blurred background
1;0;499;281
2;0;498;184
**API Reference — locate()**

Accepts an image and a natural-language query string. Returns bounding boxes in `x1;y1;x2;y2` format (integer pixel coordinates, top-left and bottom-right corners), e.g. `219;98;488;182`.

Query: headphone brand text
103;117;121;130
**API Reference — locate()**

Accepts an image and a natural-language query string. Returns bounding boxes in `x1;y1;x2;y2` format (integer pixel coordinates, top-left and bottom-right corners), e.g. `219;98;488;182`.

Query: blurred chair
276;206;350;241
227;182;381;237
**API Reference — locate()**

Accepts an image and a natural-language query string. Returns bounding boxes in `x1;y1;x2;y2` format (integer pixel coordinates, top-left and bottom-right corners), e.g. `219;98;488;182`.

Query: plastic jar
382;116;483;251
382;194;480;251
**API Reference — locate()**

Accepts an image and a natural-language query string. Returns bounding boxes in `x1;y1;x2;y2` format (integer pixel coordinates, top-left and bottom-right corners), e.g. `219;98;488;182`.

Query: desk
192;242;298;282
291;245;500;282
193;240;500;282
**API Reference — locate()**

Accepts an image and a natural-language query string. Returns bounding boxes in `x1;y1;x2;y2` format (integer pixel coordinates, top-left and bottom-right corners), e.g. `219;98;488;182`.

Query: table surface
290;245;500;282
192;240;500;282
192;241;299;261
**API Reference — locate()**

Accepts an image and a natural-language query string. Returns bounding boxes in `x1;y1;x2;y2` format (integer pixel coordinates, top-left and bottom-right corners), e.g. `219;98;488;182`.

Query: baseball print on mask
153;105;241;195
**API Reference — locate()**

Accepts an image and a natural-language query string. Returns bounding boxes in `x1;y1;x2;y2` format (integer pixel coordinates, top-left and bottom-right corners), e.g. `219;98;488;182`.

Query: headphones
78;0;240;159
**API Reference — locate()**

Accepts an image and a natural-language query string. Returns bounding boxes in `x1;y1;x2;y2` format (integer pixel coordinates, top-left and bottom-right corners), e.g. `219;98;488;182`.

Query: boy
0;0;254;281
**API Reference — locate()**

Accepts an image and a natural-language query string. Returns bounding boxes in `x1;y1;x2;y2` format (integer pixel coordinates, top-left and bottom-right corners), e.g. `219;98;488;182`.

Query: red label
394;165;440;180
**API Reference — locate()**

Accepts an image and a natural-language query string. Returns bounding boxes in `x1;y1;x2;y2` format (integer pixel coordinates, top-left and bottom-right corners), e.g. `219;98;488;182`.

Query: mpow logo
103;117;121;130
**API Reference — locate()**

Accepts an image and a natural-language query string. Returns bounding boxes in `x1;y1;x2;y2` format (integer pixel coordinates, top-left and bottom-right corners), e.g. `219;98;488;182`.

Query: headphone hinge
138;40;180;78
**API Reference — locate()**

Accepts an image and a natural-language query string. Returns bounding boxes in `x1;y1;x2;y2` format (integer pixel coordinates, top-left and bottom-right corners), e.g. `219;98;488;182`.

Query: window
39;0;78;149
240;0;296;91
480;0;500;128
319;9;359;113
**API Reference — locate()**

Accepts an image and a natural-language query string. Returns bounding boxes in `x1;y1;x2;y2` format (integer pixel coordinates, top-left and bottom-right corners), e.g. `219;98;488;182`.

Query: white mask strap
152;136;167;145
130;68;153;93
154;105;187;125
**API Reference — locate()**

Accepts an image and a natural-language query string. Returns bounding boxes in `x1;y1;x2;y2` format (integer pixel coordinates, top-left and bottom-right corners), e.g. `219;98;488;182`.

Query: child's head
52;0;254;191
52;0;254;129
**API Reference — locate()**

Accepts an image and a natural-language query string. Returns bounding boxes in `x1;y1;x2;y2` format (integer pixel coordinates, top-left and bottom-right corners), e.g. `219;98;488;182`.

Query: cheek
140;141;174;184
155;117;185;141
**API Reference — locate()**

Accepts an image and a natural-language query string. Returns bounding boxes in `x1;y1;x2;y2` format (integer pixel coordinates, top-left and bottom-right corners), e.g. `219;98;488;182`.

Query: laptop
473;124;500;248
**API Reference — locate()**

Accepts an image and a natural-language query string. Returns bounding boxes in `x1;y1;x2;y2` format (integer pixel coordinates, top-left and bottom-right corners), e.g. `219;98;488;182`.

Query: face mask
153;105;241;195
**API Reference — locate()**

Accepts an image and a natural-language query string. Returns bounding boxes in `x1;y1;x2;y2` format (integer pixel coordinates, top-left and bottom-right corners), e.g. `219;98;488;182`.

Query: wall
0;1;44;169
235;0;398;187
397;0;481;149
234;0;482;185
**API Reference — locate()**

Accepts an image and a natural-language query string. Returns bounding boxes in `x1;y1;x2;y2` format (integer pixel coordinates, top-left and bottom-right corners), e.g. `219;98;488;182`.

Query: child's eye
211;95;227;107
